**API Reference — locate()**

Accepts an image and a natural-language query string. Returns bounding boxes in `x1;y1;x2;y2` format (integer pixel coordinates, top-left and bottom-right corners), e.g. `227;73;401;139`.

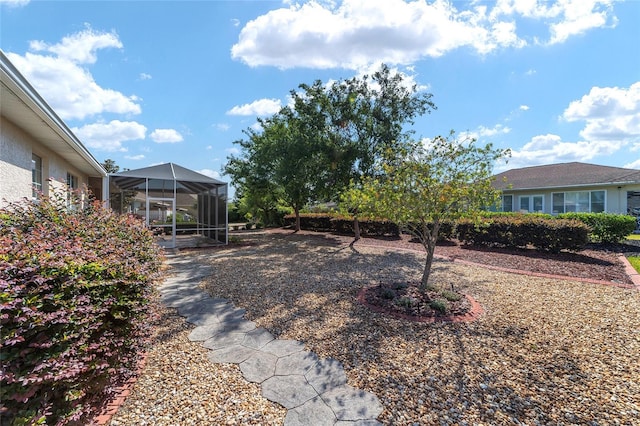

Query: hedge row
0;192;163;425
557;212;637;244
285;213;596;251
456;215;590;252
283;213;400;236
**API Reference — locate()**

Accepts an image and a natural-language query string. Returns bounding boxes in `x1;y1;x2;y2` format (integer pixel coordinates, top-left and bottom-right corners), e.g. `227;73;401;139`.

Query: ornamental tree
350;132;510;290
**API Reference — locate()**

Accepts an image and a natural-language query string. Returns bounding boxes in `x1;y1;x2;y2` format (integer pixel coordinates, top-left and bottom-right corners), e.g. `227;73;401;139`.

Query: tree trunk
419;221;440;291
294;207;301;232
353;217;361;240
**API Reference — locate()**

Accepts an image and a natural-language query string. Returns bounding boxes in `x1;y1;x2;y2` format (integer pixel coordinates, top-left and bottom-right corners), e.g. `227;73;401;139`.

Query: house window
591;191;605;213
552;190;606;213
66;173;78;191
501;195;513;212
519;195;544;213
553;193;565;214
67;172;79;207
32;154;42;198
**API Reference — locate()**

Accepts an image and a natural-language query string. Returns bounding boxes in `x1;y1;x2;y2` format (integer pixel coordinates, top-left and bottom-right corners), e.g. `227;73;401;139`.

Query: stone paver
159;254;384;425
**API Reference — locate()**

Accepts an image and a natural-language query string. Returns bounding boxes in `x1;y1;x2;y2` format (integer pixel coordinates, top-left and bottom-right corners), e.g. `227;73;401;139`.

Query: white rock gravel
110;231;640;425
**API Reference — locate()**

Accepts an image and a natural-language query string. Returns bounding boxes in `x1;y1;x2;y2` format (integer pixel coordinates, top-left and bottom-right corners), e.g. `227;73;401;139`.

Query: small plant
440;290;462;302
429;299;449;314
381;288;396;299
423;284;439;292
229;235;242;244
395;296;417;308
394;282;408;290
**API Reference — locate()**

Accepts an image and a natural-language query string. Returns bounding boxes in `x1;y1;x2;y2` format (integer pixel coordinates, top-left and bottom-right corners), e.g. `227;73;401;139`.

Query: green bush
283;213;400;236
0;191;163;424
558;212;637;244
456;214;589;252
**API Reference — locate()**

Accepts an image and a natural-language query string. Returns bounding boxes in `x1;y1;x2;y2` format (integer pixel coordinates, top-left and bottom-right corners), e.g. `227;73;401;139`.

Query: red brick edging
92;352;148;425
618;254;640;289
357;286;484;323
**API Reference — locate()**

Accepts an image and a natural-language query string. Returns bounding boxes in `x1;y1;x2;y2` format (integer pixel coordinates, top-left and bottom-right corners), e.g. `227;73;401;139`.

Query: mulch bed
260;229;637;285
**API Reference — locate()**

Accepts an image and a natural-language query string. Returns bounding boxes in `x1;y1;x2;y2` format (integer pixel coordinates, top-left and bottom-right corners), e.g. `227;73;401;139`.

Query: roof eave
0;50;107;178
498;180;640;192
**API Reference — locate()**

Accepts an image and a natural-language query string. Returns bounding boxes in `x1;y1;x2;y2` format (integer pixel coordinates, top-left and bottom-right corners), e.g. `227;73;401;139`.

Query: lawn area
627;233;640;241
198;231;640;425
628;256;640;273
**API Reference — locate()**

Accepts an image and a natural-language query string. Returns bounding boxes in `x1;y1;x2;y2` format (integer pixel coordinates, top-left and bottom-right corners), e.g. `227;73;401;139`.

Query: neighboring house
492;162;640;216
0;51;107;207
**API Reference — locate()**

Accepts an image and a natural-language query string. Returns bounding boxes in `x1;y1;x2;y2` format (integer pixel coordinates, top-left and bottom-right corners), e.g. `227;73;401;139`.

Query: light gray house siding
1;117;32;201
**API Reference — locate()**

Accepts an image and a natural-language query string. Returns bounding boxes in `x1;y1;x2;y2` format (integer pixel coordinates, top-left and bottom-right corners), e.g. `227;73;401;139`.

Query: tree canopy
346;132;511;289
224;64;436;229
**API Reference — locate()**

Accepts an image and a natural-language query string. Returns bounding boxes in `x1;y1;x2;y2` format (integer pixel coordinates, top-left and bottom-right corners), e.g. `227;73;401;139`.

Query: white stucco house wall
0;50;107;207
492;162;640;216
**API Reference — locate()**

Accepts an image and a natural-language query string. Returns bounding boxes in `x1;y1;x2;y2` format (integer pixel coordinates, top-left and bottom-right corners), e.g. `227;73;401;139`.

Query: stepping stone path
159;254;383;426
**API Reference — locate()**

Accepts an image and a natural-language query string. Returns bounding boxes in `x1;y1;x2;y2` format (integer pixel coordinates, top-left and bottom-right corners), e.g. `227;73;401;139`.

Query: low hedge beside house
456;215;590;252
0;192;163;425
558;212;637;244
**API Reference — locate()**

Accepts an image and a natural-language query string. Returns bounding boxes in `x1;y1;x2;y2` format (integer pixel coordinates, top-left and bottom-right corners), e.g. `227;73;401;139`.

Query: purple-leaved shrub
0;189;163;425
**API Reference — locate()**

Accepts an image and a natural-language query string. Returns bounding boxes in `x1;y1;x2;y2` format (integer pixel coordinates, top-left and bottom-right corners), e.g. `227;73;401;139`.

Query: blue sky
1;0;639;197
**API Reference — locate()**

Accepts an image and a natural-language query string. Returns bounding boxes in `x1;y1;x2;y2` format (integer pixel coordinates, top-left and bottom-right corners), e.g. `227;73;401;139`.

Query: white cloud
139;73;152;80
197;169;222;179
225;147;241;156
459;124;511;142
519;105;530;111
214;123;231;131
150;129;184;143
624;159;640;169
227;98;282;116
125;154;145;160
562;82;640;142
72;120;147;151
0;0;30;7
489;0;617;44
231;0;616;70
548;0;617;44
5;28;140;120
29;25;122;64
506;133;622;169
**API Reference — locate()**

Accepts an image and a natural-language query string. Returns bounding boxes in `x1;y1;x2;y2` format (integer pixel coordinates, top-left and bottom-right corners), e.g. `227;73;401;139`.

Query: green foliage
227;201;244;223
456;215;590;252
429;299;449;314
558;212;637;244
224;64;437;231
439;290;462;302
282;213;399;236
0;190;163;424
349;132;510;289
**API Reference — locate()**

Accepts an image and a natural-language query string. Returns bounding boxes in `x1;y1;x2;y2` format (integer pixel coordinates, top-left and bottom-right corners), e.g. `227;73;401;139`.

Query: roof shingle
493;162;640;191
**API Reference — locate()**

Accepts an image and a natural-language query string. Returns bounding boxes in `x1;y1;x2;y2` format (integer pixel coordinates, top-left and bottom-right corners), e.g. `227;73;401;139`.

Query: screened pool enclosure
107;163;227;248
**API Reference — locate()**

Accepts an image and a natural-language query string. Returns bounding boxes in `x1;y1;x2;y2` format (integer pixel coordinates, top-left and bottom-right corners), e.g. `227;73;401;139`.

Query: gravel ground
107;298;287;425
110;230;640;425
